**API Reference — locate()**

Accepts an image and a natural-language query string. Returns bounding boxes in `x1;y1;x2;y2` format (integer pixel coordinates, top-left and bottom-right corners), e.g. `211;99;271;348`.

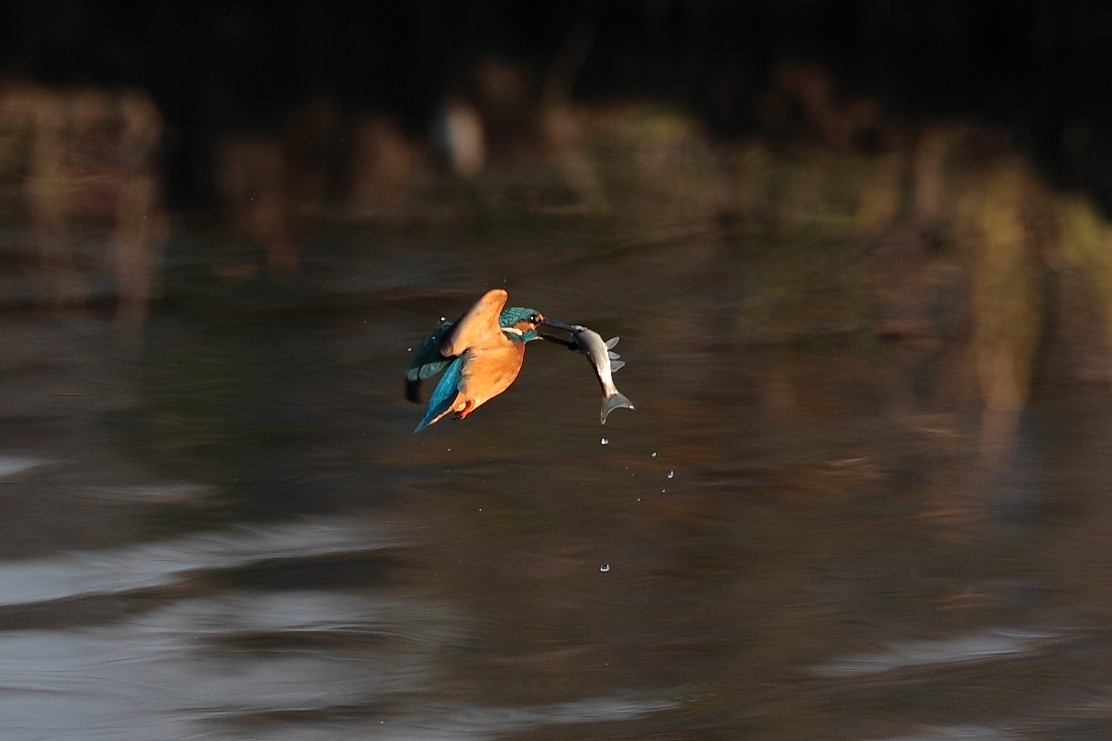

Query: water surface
2;219;1112;740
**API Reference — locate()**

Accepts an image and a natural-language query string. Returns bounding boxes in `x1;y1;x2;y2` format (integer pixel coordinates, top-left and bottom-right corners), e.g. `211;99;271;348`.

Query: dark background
5;1;1112;209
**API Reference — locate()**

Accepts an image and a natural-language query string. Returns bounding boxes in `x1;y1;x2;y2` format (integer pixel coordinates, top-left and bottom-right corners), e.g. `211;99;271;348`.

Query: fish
570;325;635;424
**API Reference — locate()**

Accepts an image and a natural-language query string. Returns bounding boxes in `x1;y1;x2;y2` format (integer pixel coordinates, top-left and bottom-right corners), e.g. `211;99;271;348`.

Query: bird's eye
530;313;542;324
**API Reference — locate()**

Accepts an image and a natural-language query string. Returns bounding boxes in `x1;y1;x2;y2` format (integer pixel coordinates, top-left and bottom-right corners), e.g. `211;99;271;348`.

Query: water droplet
599;563;610;573
407;347;412;352
661;488;666;493
667;470;674;479
600;437;609;445
651;452;657;458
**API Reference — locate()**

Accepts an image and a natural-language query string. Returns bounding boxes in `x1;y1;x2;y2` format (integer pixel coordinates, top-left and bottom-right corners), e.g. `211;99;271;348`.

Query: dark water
3;220;1112;741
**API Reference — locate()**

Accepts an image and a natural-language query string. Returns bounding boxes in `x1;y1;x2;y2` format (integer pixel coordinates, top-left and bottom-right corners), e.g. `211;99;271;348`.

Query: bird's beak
536;318;579;349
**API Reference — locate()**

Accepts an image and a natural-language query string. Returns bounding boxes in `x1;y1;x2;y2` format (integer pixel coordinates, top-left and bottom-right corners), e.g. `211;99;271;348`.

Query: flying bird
405;288;635;431
406;288;549;432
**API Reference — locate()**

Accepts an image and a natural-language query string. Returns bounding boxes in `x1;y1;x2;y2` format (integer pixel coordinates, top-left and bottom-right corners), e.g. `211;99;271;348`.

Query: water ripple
0;455;49;479
0;518;405;608
809;627;1062;678
0;590;453;741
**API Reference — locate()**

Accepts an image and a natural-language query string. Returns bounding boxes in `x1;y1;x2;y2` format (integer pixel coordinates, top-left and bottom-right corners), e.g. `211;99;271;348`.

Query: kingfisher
405;288;574;433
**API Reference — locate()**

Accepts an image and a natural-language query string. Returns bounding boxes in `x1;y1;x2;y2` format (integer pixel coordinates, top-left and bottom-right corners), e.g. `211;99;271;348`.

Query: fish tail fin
601;391;635;424
609;359;625;372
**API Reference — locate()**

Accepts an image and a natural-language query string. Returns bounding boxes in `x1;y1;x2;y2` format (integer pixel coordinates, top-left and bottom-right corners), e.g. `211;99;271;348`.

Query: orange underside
425;343;526;428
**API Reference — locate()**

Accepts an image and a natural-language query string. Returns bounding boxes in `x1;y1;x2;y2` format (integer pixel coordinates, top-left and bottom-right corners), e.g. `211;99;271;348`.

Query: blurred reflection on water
2;217;1112;741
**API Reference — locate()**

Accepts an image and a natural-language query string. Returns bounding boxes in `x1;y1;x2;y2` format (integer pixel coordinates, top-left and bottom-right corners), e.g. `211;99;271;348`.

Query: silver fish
571;325;635;424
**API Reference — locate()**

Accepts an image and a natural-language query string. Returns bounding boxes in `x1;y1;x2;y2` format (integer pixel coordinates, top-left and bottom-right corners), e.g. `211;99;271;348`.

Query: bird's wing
405;321;454;402
413;354;465;432
440;288;508;357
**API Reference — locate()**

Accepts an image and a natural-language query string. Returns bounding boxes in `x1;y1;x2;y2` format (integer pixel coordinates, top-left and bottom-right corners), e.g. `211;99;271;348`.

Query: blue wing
413;355;465;433
405;321;454;402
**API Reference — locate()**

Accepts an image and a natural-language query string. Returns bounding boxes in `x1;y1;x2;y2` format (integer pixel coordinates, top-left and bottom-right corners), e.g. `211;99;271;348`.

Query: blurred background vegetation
1;0;1111;456
5;1;1112;206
